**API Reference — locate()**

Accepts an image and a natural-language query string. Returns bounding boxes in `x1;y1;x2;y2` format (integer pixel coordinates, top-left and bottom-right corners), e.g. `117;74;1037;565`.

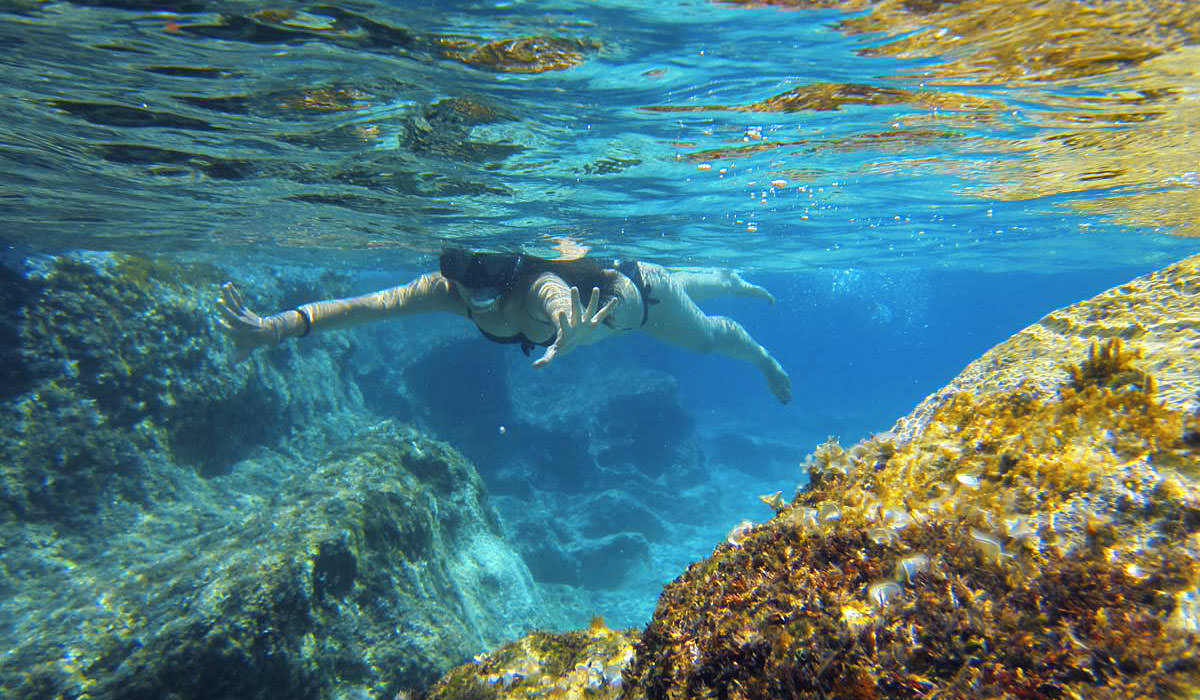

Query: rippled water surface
2;0;1198;271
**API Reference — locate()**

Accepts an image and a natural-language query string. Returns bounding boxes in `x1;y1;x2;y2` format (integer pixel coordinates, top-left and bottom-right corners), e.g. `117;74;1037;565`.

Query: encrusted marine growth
619;340;1200;700
423;617;637;700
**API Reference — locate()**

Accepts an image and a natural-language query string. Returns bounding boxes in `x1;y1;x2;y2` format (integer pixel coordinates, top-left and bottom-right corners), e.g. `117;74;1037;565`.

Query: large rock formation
0;253;550;700
425;253;1200;700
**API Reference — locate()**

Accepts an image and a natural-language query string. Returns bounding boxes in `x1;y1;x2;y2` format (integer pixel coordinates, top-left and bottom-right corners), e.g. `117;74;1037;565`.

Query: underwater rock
619;254;1200;699
423;616;638;700
894;251;1200;441
0;252;552;699
0;251;362;520
512;367;696;484
429;253;1200;699
0;421;547;700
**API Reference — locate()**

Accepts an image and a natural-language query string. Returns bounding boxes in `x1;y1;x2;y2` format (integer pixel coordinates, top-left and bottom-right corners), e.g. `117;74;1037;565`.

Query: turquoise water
4;0;1196;269
2;0;1200;696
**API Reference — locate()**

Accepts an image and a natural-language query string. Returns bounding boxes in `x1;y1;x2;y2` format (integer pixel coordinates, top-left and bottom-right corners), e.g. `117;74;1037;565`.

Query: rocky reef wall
0;252;551;700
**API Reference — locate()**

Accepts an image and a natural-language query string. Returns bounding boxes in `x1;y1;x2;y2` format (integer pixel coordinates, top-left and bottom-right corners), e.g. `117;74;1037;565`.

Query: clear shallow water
2;0;1199;634
3;0;1197;271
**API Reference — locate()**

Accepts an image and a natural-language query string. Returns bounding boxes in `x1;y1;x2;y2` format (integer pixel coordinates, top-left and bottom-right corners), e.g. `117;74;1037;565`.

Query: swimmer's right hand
215;282;289;361
533;285;616;369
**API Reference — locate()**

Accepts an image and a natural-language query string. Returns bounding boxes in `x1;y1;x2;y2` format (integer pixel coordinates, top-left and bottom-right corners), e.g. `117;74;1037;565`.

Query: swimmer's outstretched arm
216;273;464;358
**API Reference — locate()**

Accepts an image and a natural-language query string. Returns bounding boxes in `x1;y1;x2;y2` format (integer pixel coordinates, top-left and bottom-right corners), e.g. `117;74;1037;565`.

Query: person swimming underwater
216;249;792;403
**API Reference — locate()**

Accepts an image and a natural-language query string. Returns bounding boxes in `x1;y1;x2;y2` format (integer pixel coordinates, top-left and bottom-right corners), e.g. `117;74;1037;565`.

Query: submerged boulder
423;616;639;700
0;253;551;700
623;253;1200;700
0;421;549;700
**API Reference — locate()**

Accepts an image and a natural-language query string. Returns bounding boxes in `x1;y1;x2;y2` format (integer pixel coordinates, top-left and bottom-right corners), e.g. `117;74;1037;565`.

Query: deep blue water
4;0;1200;631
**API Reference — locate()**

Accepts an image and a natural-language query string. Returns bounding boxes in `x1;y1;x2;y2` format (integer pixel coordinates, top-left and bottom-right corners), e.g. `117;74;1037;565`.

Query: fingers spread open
592;297;617;326
216;299;243;326
222;282;246;312
569;286;582;327
584;285;599;320
533;343;557;368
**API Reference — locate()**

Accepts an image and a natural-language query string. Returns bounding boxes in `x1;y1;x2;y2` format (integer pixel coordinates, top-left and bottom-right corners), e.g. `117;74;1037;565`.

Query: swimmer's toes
767;367;792;404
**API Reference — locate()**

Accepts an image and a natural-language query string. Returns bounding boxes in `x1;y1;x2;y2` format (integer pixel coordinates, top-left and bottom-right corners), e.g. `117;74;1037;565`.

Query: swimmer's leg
667;267;776;305
638;264;791;403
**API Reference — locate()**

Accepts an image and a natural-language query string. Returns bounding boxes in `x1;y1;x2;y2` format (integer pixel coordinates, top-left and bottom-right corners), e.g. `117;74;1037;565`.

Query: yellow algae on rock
616;260;1200;699
895;252;1200;441
422;621;637;700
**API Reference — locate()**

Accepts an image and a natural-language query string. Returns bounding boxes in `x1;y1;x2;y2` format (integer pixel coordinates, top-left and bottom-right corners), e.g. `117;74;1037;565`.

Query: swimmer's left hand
533;285;617;368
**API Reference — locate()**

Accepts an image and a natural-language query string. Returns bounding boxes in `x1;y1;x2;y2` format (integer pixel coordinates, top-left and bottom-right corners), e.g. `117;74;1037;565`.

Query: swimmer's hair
439;248;624;305
439;248;526;292
438;248;471;283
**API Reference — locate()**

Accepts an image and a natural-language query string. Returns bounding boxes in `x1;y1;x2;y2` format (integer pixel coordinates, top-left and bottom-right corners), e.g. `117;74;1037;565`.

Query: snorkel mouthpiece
440;249;525;312
467;286;502;311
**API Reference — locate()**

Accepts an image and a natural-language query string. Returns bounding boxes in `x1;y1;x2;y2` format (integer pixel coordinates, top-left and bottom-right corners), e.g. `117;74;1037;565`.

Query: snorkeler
216;249;792;403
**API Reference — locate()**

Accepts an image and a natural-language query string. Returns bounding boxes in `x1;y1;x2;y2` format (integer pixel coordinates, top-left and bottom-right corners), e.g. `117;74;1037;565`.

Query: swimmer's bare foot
729;271;776;305
765;359;791;404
